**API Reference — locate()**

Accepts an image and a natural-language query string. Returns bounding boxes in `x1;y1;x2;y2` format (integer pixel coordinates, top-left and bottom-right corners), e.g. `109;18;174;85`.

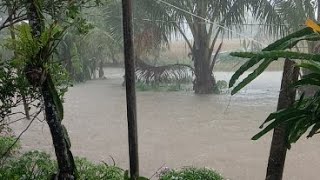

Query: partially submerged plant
135;58;194;85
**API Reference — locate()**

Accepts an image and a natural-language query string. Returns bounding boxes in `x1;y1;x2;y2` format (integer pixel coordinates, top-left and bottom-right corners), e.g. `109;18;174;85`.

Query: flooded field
12;68;320;180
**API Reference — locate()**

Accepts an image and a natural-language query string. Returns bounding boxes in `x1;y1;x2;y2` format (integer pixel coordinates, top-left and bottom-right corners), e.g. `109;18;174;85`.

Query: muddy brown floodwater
12;68;320;180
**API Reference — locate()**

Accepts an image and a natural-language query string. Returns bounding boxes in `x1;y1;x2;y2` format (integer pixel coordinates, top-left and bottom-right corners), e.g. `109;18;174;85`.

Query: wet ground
12;68;320;180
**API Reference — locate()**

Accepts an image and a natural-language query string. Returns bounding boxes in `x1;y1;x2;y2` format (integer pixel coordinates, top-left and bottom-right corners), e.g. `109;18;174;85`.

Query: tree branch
0;110;41;165
174;23;192;51
209;42;223;72
208;28;222;61
0;15;27;31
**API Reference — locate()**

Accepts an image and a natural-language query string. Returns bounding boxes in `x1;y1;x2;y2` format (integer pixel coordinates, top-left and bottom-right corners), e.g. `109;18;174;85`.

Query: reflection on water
11;68;320;180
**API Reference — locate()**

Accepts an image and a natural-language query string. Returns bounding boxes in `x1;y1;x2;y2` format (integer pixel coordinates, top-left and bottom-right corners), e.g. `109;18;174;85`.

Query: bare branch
209;41;223;72
208;28;222;62
0;110;40;165
174;23;192;51
0;14;27;31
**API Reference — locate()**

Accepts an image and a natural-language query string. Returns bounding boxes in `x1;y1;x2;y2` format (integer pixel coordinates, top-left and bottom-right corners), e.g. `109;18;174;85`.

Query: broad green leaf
230;51;320;62
276;34;320;50
262;108;299;126
308;123;320;138
229;27;314;90
252;114;307;140
301;73;320;81
229;57;262;88
296;63;320;74
292;78;320;87
265;27;313;51
287;117;309;144
296;93;306;107
231;59;273;95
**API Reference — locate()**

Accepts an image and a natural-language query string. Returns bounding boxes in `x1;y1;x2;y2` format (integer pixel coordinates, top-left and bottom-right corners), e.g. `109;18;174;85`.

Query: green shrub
76;157;124;180
216;80;228;90
0;136;20;156
0;151;124;180
0;150;224;180
159;167;224;180
0;151;56;180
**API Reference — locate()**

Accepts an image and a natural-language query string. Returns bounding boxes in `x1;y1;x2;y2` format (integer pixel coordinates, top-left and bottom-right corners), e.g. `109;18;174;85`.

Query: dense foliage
0;136;20;157
159;167;224;180
0;151;124;180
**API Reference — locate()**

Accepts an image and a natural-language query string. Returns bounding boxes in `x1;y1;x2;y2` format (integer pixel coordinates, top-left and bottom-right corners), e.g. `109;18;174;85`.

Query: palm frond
252;90;320;148
135;58;194;84
229;27;316;94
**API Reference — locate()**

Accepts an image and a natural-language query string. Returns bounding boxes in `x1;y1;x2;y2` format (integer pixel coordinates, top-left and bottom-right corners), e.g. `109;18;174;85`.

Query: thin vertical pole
318;0;320;21
121;0;139;179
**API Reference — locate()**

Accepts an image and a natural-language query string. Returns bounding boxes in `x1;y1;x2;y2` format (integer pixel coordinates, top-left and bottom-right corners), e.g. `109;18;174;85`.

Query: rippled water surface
12;68;320;180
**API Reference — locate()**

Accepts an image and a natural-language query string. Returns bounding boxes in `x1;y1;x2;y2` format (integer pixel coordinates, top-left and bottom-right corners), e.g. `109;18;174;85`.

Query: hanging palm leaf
229;26;318;95
135;58;193;84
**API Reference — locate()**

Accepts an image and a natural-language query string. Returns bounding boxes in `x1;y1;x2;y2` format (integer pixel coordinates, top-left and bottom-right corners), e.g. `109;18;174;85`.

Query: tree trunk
42;75;76;179
99;60;104;78
192;1;216;94
21;95;30;120
193;48;216;94
265;59;299;180
192;35;216;94
26;1;76;179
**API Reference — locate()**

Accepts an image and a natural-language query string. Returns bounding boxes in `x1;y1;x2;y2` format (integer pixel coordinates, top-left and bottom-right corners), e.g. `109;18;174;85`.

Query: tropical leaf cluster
229;24;319;95
0;22;72;123
252;62;320;148
0;60;30;119
229;19;320;147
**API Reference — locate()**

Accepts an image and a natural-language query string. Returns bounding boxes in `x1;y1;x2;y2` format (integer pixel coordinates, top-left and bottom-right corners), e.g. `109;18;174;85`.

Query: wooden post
121;0;139;179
